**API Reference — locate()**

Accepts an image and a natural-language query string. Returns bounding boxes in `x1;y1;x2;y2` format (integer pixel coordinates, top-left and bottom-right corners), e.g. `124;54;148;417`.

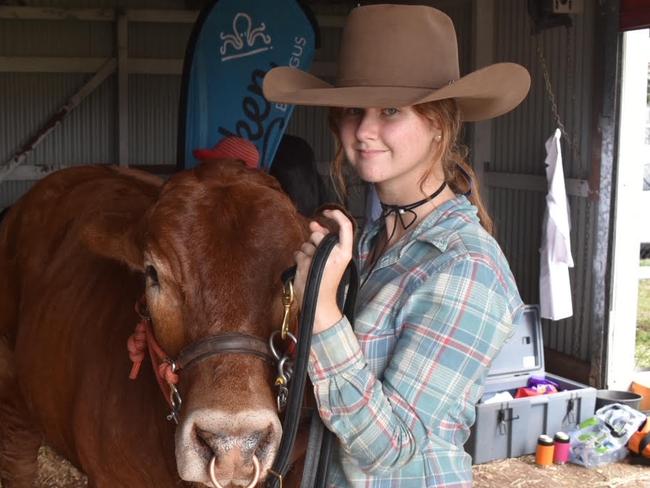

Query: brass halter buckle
280;280;294;339
272;278;296;411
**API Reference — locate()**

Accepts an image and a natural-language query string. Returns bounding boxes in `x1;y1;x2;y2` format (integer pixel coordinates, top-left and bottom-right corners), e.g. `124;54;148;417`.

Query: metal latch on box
497;406;520;435
562;396;577;425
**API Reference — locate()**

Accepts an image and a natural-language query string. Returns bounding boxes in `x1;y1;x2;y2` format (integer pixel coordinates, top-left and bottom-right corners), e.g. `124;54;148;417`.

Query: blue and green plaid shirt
307;195;524;487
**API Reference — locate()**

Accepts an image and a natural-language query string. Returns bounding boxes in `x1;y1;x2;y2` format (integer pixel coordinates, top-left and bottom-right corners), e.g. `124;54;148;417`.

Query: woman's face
338;106;440;191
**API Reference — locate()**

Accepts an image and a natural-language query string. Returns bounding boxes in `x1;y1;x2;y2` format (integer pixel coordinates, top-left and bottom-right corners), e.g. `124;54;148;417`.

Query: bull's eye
145;265;159;287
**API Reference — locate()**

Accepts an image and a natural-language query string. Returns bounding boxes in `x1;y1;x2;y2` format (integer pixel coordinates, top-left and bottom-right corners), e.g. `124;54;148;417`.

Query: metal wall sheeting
129;21;191;59
0;0;599;365
0;19;113;57
0;1;192;200
491;0;597;361
493;0;594;177
0;181;37;209
129;75;182;165
490;189;594;361
0;73;117;165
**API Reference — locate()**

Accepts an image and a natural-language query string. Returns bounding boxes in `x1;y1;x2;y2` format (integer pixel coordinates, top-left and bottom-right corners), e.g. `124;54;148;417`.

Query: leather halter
176;333;274;371
127;297;275;422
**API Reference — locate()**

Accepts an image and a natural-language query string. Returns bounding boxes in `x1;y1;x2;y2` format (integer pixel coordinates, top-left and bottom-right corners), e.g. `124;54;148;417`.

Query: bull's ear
311;204;357;236
81;211;145;272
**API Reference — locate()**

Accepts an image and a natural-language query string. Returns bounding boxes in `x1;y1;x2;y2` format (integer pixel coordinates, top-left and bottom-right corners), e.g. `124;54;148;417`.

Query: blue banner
177;0;317;171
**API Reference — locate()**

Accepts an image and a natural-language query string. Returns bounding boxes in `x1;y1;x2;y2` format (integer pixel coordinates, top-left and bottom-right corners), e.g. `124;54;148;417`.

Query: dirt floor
0;447;648;487
473;455;650;487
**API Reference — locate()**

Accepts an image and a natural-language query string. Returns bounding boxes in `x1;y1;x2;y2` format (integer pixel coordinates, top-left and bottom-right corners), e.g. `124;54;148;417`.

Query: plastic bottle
553;431;570;464
536;434;554;467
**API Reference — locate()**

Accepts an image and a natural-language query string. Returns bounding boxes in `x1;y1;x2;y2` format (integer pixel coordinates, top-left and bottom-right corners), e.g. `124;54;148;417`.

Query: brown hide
0;161;308;487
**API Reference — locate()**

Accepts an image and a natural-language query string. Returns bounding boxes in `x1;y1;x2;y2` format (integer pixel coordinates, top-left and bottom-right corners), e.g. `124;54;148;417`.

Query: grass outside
635;260;650;368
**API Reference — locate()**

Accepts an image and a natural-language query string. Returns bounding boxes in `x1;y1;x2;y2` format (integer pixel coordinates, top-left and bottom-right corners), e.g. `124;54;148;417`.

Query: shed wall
490;0;597;362
0;0;599;368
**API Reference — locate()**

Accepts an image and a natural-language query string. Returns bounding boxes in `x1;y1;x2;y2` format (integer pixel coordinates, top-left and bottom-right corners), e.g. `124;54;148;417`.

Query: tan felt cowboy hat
263;4;530;122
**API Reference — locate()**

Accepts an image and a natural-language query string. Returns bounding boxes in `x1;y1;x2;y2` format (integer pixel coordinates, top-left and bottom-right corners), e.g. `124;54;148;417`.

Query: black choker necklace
379;181;447;231
360;180;447;290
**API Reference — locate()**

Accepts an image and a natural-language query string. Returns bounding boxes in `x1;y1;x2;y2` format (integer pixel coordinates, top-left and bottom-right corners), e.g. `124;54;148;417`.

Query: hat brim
263;63;530;122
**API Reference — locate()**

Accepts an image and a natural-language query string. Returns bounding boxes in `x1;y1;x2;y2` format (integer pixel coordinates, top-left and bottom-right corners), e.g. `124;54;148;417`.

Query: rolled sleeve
308;316;365;382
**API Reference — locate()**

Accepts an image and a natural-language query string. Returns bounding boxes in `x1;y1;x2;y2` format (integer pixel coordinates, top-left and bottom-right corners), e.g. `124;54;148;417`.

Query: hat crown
336;5;460;91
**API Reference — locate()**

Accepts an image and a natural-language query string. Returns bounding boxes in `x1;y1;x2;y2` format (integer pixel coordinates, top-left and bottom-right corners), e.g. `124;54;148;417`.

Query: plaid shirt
308;195;524;487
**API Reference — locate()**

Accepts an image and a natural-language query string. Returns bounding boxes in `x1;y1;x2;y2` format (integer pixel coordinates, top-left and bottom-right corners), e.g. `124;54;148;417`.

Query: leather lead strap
267;234;358;487
299;410;325;488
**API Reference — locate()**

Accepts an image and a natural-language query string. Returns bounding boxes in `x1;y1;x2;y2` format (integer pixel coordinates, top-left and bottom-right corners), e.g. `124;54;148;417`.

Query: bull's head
85;161;307;487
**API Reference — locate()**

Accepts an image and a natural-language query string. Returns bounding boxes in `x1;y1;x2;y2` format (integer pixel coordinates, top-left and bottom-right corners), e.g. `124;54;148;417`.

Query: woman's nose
355;110;379;141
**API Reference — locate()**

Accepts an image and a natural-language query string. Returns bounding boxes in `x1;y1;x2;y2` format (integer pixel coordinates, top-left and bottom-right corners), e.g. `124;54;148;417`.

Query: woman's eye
342;107;363;117
382;107;399;116
145;265;159;287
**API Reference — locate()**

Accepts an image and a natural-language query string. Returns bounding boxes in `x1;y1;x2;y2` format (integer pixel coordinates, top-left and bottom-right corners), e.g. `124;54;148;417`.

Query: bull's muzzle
176;408;281;487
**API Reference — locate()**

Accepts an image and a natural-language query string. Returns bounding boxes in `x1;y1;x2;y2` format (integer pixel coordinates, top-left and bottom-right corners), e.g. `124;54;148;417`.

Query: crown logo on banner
220;13;272;61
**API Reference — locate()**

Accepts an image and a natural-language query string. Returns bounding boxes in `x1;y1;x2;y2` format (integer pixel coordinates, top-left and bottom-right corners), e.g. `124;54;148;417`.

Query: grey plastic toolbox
465;305;596;464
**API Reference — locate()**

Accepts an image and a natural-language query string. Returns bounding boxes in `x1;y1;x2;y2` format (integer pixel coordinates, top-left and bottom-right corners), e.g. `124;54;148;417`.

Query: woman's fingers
299;241;317;257
293;209;354;316
322;209;353;259
309;231;326;247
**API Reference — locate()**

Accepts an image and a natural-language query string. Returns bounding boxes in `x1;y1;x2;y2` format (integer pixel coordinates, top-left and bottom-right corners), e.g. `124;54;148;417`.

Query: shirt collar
359;195;478;260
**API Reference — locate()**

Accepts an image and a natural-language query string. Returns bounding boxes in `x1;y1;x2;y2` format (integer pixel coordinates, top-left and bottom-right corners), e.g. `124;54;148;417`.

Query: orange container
630;381;650;411
628;418;650;456
535;435;554;467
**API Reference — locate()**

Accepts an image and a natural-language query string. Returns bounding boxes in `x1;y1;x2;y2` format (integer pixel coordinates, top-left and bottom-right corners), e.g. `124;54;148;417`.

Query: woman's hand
293;209;354;333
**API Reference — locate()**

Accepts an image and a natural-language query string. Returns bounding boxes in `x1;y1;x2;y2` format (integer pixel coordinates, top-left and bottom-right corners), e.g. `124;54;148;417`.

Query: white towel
540;129;574;320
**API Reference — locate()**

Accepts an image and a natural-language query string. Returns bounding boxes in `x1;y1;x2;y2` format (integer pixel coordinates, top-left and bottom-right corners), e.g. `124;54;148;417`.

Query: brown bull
0;161;310;487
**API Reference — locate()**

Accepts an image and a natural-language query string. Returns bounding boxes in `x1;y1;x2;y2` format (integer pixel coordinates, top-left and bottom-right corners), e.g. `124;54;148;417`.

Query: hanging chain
534;29;582;166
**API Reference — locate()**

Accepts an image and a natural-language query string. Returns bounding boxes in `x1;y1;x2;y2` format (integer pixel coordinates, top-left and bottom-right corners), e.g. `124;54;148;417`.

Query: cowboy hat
263;4;530;122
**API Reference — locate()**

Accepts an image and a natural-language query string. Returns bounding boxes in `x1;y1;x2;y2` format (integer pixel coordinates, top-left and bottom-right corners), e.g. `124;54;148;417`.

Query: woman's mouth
357;149;387;158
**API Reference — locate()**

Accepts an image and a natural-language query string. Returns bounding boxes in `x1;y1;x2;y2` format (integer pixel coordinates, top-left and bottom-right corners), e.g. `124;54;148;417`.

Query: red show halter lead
127;298;178;407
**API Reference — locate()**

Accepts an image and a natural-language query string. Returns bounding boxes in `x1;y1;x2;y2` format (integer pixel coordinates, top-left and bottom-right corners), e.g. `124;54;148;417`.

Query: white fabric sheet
540;129;574;320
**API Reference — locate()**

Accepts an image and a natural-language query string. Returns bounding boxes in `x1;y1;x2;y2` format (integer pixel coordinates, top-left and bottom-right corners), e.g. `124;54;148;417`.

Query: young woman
264;4;530;487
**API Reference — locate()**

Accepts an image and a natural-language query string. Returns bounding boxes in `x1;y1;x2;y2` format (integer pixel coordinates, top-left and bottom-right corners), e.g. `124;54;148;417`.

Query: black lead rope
314;262;357;488
267;233;358;488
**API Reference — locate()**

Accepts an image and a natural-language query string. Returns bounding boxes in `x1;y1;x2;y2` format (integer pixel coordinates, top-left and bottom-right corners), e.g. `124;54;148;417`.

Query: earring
435;134;442;141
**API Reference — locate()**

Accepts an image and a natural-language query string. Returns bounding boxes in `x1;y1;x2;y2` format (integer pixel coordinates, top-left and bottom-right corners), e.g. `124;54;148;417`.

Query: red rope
127;301;179;408
127;321;148;379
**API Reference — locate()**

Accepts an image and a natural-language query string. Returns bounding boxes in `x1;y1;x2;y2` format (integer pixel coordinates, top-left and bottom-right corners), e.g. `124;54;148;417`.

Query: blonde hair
327;99;493;234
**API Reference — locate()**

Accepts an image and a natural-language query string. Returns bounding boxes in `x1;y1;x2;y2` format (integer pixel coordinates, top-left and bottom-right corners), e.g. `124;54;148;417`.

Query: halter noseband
127;297;278;423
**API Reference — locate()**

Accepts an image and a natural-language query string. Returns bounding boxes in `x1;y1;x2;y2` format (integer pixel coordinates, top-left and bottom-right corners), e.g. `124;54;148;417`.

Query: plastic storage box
465;305;596;464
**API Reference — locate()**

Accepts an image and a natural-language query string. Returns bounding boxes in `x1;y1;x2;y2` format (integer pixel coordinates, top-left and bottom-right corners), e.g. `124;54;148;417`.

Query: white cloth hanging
540;128;574;320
